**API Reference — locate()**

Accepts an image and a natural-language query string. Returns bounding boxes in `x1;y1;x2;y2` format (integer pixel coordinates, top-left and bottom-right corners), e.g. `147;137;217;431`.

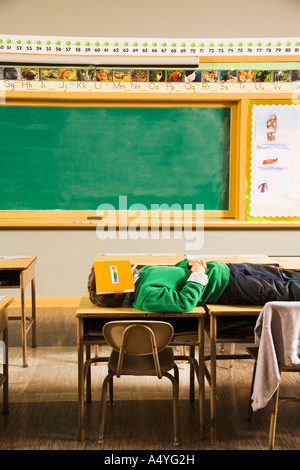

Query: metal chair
247;301;300;450
247;346;300;449
98;320;180;446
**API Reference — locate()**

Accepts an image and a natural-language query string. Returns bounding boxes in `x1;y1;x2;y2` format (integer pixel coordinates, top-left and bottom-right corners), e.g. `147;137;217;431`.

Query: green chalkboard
0;106;231;211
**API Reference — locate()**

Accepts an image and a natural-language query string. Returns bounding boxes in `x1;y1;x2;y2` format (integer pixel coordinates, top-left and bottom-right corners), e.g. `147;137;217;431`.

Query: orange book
94;259;135;294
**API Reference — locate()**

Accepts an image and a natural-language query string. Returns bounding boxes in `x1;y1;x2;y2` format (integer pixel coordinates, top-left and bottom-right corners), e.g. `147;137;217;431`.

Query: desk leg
31;277;37;348
77;318;85;441
189;346;195;402
198;317;205;440
210;315;217;441
21;287;28;368
86;344;91;403
3;321;8;414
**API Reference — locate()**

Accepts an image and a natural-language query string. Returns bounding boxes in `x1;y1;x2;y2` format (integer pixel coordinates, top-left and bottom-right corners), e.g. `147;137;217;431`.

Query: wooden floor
1;344;300;451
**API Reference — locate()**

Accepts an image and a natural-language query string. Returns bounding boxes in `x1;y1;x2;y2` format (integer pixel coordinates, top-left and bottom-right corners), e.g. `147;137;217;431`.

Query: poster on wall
249;104;300;218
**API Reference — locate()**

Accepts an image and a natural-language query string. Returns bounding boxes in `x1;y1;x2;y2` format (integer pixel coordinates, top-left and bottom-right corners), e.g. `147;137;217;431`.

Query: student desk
0;296;14;413
0;256;37;367
204;304;264;441
277;257;300;271
83;253;279;442
94;253;280;268
94;253;185;266
76;292;207;443
201;255;280;266
202;256;280;441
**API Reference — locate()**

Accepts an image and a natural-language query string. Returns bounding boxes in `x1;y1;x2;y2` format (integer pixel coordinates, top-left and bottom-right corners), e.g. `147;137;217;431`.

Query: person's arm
139;260;208;312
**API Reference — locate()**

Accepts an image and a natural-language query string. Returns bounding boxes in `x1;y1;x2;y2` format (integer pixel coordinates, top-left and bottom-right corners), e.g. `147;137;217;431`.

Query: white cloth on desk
252;301;300;412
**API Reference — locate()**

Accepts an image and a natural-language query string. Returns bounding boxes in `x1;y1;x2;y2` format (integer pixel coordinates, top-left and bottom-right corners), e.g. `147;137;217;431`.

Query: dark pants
218;263;300;305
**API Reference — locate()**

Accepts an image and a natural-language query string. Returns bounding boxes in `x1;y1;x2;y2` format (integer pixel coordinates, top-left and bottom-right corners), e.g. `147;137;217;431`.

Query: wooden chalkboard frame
0;90;283;228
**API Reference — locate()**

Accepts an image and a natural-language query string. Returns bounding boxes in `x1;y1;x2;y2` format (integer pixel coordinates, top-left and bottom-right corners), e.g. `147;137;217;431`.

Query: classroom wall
1;0;300;298
1;0;300;38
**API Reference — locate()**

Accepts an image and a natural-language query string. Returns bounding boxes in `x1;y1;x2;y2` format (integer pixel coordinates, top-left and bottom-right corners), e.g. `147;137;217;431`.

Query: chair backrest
255;301;300;367
103;320;174;355
103;320;174;378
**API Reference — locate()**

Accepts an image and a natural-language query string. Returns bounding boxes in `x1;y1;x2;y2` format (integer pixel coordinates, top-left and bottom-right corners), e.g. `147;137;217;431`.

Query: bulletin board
246;99;300;222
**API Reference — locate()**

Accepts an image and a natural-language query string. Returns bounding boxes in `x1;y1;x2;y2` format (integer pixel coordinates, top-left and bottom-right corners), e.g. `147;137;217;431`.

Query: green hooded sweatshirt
131;259;230;313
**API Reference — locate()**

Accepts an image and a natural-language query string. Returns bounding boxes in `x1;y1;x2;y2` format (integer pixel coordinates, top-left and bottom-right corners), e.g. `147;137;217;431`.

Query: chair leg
108;375;115;407
247;361;257;422
174;363;179;391
269;386;280;450
229;343;235;370
165;367;180;446
174;348;198;402
98;371;115;444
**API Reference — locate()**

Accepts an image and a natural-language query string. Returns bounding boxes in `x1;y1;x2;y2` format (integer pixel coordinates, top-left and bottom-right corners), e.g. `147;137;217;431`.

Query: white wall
0;0;300;297
0;0;299;37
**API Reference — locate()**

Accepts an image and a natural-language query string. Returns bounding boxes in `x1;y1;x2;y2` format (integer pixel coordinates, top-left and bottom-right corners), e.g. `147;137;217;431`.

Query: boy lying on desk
88;258;300;312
